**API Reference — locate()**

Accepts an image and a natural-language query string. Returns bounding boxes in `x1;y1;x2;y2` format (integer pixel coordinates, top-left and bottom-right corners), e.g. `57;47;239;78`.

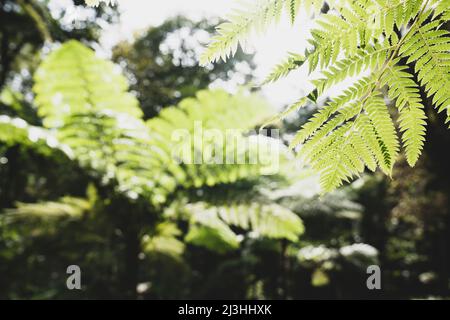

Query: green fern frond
34;40;285;205
3;197;90;220
289;76;375;149
399;20;450;124
364;95;400;172
312;43;391;96
204;0;450;192
0;115;71;156
183;200;304;248
200;0;328;65
263;52;305;84
381;64;426;166
434;0;450;21
294;89;400;192
142;222;185;259
147;89;280;189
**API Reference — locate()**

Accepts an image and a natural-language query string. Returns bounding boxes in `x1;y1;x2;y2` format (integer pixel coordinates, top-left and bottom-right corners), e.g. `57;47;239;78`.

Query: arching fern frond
381;63;426;166
0;115;71;156
399;19;450;123
312;43;391;96
205;0;450;192
179;199;304;252
33;41;172;204
33;41;283;204
142;222;185;259
2;197;90;221
147;89;281;189
199;0;330;65
166;167;307;252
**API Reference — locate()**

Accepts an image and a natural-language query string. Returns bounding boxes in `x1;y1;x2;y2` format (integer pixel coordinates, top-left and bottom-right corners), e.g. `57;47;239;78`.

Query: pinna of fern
202;0;450;192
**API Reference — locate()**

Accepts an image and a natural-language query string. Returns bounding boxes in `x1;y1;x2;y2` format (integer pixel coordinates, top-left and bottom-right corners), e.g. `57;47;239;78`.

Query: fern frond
381;64;426;166
200;0;327;65
183;200;304;248
399;20;450;124
364;95;400;172
3;197;90;221
263;52;305;84
434;0;450;21
33;42;168;202
203;0;450;193
312;43;391;96
142;222;185;259
0;115;71;156
290;76;375;148
296;91;399;192
147;90;279;189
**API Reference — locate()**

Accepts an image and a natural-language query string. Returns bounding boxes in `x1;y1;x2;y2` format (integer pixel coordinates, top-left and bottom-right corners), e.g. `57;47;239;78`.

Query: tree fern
204;0;450;192
33;41;282;204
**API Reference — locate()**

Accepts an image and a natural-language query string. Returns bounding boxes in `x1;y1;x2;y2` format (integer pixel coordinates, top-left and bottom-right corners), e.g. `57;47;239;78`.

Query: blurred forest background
1;0;450;300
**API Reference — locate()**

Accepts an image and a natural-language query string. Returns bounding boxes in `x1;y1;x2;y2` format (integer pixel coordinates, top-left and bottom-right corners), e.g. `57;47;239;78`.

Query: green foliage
33;40;163;201
147;90;279;189
33;40;277;204
2;197;90;221
190;201;303;241
263;52;305;84
142;222;185;259
203;0;450;192
0;115;69;155
0;0;118;94
185;210;241;253
199;0;330;65
166;168;307;253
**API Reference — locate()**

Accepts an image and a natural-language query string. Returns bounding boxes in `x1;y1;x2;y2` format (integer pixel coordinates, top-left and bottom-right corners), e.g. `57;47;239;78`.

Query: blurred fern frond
33;40;283;205
2;197;90;221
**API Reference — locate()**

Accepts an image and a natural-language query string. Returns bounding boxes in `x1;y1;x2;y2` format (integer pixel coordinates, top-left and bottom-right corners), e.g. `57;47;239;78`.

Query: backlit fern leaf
179;198;304;252
200;0;327;65
381;64;426;166
399;19;450;124
312;43;391;96
33;41;283;204
204;0;450;192
263;52;305;84
289;76;375;148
